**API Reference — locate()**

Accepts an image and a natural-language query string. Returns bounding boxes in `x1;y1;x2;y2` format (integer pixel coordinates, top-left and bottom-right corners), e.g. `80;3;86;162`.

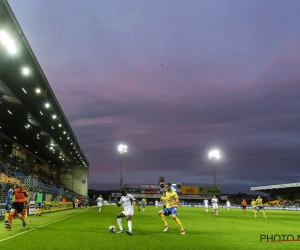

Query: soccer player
96;195;103;213
158;183;185;234
203;198;209;213
4;184;16;225
255;196;267;218
34;189;44;216
115;188;140;235
5;183;29;230
226;200;231;211
160;193;167;209
241;199;247;213
211;195;219;216
141;198;147;212
251;198;257;213
155;199;158;208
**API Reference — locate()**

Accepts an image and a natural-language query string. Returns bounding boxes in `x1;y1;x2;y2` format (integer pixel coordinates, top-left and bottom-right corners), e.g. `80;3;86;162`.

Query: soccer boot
163;225;170;232
126;230;133;236
116;230;124;234
181;229;185;234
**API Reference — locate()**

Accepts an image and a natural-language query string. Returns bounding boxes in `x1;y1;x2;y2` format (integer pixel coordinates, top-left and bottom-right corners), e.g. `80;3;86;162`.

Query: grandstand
251;182;300;207
0;0;89;217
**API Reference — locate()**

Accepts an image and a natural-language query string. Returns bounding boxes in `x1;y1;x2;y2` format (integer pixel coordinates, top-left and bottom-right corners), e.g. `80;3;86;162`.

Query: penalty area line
0;208;92;243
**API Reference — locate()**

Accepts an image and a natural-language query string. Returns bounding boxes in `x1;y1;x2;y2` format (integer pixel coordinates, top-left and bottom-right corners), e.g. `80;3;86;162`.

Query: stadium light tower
118;144;127;190
208;149;221;187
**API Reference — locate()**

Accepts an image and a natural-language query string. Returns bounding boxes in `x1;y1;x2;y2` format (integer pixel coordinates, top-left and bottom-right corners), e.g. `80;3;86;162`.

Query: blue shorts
163;207;178;216
36;203;43;208
257;206;264;210
5;204;11;211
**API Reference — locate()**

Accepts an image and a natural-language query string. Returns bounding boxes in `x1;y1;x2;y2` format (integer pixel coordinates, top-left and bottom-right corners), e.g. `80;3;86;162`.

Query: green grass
1;206;300;249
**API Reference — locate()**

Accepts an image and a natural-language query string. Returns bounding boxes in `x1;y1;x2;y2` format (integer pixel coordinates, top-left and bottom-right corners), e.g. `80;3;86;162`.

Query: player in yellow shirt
158;183;185;234
254;196;267;218
141;198;147;212
160;193;167;209
251;199;257;213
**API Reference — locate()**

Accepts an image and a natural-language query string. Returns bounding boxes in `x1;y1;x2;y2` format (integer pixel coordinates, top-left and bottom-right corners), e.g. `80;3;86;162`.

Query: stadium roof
0;0;88;167
251;182;300;195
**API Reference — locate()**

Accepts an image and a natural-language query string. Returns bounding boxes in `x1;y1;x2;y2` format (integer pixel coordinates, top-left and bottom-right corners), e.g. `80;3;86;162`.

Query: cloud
71;117;118;128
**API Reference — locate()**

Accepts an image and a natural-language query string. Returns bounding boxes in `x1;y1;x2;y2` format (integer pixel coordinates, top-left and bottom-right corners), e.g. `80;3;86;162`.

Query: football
109;225;116;232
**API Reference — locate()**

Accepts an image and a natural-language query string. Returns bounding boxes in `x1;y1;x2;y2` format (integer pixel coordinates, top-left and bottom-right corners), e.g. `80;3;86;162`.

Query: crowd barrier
0;201;73;219
181;204;300;210
28;201;73;215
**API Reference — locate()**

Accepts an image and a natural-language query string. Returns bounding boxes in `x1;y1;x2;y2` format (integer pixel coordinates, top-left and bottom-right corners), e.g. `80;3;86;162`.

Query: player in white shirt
115;189;140;235
211;195;219;216
203;199;209;213
155;200;158;208
96;195;103;213
226;200;231;211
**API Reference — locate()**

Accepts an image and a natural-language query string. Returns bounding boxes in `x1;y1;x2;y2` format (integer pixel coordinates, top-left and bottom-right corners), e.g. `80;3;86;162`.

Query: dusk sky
8;0;300;193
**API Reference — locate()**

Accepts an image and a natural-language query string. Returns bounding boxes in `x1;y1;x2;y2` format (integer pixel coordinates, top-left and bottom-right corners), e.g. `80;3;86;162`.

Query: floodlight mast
208;149;221;186
118;144;127;190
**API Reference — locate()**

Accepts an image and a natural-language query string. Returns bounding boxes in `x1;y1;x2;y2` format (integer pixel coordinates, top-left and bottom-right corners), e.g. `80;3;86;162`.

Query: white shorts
212;204;218;209
227;206;230;208
122;209;134;217
205;205;208;208
97;203;102;207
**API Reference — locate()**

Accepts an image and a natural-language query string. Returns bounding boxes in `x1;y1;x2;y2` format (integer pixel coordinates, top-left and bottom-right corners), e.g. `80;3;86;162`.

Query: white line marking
0;209;91;243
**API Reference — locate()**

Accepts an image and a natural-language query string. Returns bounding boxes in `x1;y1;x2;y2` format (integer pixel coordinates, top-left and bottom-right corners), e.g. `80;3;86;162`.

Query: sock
212;209;214;213
19;214;24;222
159;213;167;226
174;217;183;230
98;208;101;213
255;210;258;215
5;212;9;221
9;214;13;226
117;218;123;231
216;210;219;215
128;221;132;232
263;211;266;217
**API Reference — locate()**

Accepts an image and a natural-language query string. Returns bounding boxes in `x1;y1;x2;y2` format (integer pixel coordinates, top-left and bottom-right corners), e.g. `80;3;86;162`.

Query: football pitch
0;206;300;250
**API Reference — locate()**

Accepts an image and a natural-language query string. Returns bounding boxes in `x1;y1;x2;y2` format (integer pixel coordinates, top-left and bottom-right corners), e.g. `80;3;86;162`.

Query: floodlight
22;67;30;75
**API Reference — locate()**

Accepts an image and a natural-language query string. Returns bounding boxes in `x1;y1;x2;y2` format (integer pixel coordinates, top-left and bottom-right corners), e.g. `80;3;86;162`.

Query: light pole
118;144;127;190
208;149;220;186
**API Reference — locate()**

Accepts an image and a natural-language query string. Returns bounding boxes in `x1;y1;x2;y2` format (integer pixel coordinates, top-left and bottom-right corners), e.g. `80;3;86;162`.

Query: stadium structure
251;182;300;206
0;0;89;218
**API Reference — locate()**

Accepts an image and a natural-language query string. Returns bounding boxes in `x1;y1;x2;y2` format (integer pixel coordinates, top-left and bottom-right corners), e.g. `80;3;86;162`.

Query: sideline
0;208;92;243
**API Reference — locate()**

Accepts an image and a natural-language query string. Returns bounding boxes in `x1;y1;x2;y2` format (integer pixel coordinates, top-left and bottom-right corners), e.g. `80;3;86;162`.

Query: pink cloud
264;37;300;72
71;117;118;128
